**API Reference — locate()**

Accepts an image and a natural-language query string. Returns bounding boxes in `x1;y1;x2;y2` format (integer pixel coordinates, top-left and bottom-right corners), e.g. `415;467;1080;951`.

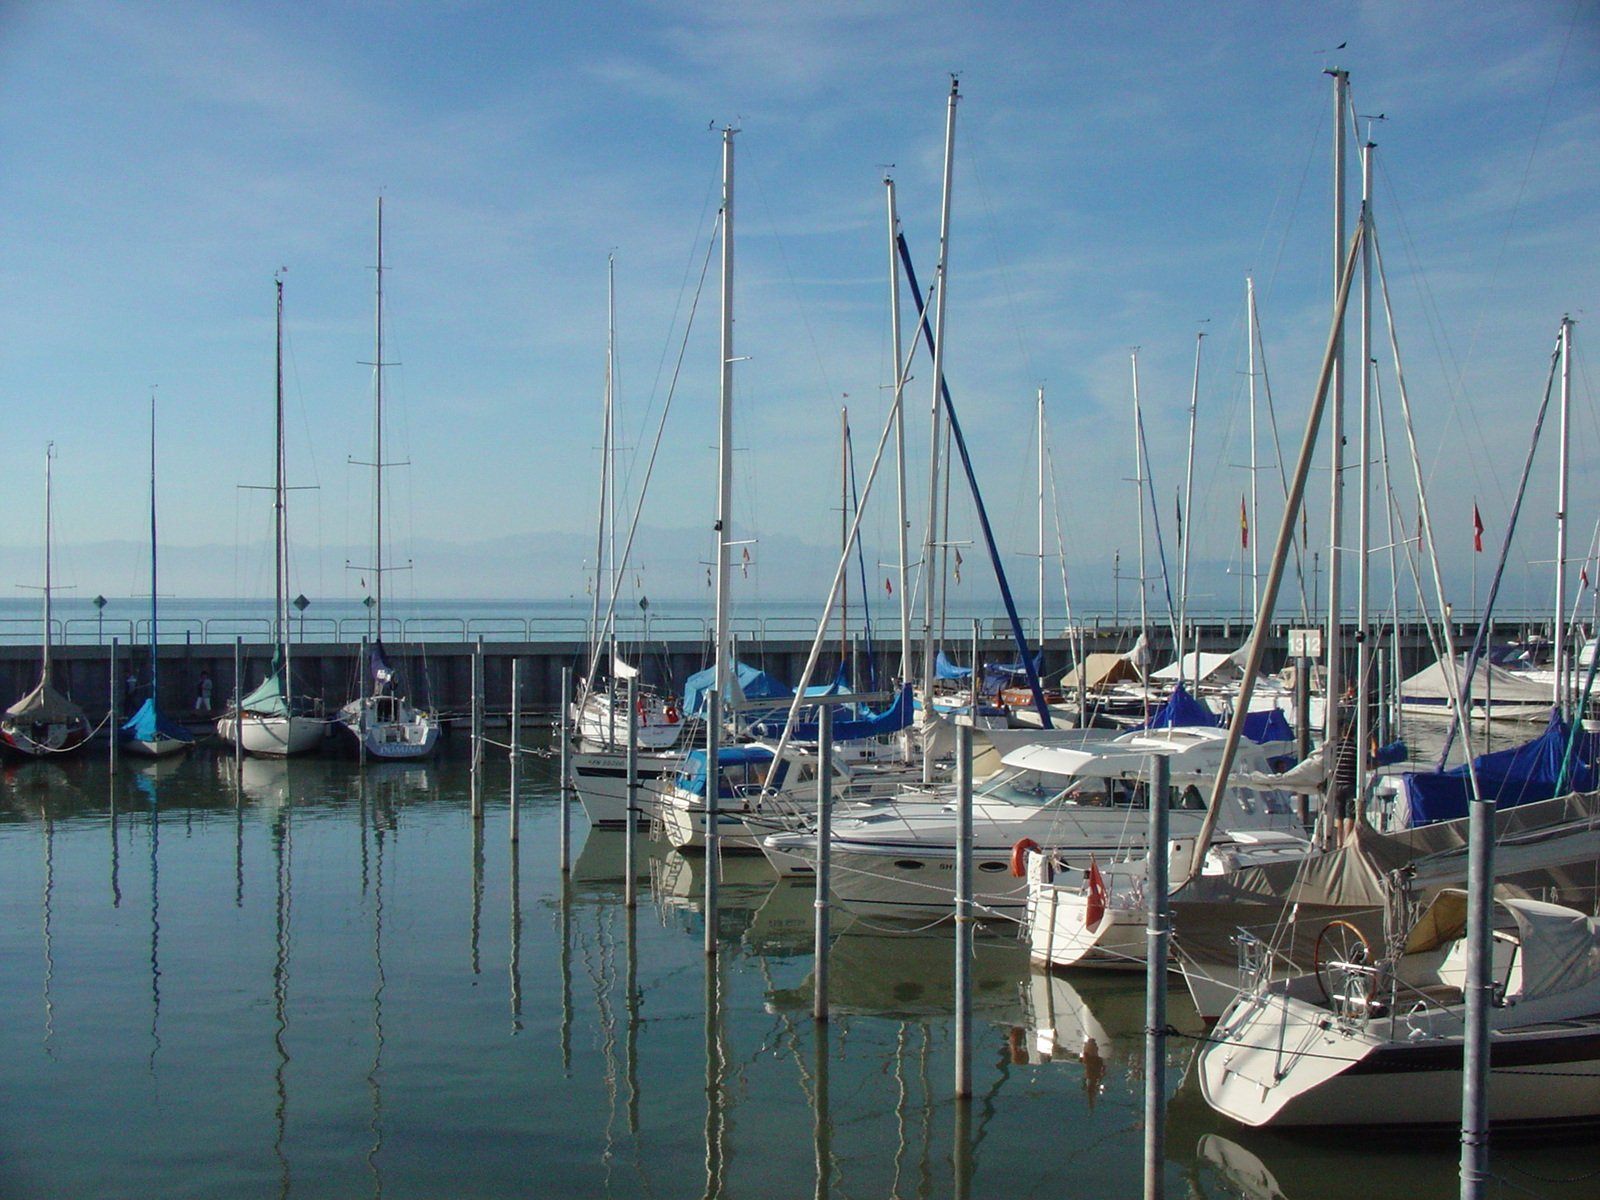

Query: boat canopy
1400;655;1550;704
120;697;191;745
5;680;85;722
934;650;971;681
682;661;845;719
1399;710;1596;826
674;744;791;799
1151;650;1246;684
748;683;913;742
1404;888;1600;1001
1139;683;1295;746
1059;653;1143;692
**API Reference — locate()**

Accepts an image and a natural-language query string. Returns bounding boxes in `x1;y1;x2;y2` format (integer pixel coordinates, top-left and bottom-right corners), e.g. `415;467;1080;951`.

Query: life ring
1084;858;1109;929
1010;837;1042;878
665;701;680;725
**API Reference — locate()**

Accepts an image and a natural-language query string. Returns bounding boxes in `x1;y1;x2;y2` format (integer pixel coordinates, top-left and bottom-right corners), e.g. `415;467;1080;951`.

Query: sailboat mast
374;197;385;642
1356;138;1374;801
1555;314;1572;715
885;176;911;701
1131;350;1150;690
275;275;290;687
839;406;849;665
150;393;159;695
713;126;735;705
42;443;54;683
1178;332;1203;687
1325;67;1350;751
1247;276;1261;613
919;76;959;716
1037;386;1045;657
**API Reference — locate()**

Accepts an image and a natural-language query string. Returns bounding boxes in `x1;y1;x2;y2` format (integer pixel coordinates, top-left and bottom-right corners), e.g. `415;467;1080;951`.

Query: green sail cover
240;662;292;716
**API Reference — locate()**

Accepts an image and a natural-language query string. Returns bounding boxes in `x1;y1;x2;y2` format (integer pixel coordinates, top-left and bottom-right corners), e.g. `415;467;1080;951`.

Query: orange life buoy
1084;858;1109;929
1010;837;1042;878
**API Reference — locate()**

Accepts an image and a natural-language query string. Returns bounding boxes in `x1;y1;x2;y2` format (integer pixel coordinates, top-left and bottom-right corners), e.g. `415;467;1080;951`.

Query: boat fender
1084;858;1108;929
1009;837;1042;878
636;695;648;720
665;701;680;724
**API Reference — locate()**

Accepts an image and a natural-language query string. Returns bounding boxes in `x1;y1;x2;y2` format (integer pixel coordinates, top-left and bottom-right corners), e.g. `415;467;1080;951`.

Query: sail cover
121;697;192;744
1399;709;1597;826
5;680;85;722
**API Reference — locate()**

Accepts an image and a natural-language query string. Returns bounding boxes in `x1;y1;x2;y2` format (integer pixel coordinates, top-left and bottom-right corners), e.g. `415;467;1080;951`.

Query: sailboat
216;275;327;757
0;445;90;759
336;198;440;761
121;393;194;758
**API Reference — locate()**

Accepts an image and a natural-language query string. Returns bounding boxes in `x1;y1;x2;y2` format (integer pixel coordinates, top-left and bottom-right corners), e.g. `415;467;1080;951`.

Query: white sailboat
216;275;326;757
0;445;90;759
121;393;194;758
337;198;440;761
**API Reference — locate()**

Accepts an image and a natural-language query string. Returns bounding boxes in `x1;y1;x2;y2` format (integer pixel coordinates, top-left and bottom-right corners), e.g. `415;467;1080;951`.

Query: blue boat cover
682;661;848;721
748;683;913;742
1401;709;1597;826
935;650;972;681
120;697;193;746
1139;683;1295;746
674;744;791;798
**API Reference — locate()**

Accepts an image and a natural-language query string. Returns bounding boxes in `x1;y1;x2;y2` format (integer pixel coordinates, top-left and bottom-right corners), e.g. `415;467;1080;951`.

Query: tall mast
275;274;290;688
1131;349;1150;687
885;176;911;704
1178;332;1203;686
1037;386;1046;658
1324;67;1350;751
373;197;385;642
1555;314;1573;715
1356;137;1374;800
840;406;849;665
606;254;618;682
42;443;54;684
1246;276;1261;613
713;126;735;704
919;76;959;719
149;393;159;696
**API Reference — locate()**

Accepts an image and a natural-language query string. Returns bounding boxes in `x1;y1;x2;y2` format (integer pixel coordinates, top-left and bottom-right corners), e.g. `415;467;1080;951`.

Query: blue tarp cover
119;697;193;745
1401;710;1597;826
935;650;972;681
748;683;913;742
1138;683;1295;746
674;744;790;799
682;661;846;719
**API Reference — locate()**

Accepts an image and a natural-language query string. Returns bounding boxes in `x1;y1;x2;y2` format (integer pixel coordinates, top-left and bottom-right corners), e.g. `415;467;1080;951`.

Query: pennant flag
884;577;893;596
1582;566;1592;591
740;546;751;578
1472;502;1484;553
1240;495;1249;550
953;548;963;584
1175;489;1183;547
706;565;712;588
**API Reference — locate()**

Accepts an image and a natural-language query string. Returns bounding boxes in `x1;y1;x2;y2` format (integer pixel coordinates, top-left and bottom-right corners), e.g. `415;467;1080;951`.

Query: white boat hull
121;732;193;759
570;746;681;827
217;713;326;757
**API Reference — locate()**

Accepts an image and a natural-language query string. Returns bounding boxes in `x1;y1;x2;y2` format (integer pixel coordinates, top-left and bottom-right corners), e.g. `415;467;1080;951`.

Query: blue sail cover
749;683;914;742
674;744;790;799
120;697;193;745
935;650;972;681
1401;710;1597;826
371;640;396;690
682;662;848;719
1139;683;1295;746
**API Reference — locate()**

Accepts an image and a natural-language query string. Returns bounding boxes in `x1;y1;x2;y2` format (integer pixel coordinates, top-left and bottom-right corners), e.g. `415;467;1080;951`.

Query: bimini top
1404;888;1600;1003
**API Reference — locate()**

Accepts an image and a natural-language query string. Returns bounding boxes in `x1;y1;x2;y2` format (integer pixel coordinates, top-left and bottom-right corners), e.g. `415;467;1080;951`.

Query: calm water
2;740;1593;1199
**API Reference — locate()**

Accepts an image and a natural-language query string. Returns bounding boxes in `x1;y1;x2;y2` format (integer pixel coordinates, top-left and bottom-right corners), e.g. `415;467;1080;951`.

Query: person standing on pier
195;670;212;712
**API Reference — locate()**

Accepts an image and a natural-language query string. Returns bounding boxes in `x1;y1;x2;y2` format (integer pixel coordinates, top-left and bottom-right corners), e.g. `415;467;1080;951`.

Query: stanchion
509;659;521;845
624;676;638;910
1143;752;1171;1200
812;703;833;1020
558;665;572;874
954;721;973;1098
704;687;720;957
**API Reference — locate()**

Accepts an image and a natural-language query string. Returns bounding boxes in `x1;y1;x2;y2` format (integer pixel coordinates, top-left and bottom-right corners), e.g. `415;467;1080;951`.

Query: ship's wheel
1313;919;1376;1006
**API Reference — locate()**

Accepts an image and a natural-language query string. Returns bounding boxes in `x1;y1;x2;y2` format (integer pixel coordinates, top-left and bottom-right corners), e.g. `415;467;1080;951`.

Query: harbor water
3;738;1595;1199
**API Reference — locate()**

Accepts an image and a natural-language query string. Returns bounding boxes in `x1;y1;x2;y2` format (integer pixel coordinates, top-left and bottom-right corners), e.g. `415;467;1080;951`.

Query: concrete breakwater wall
0;620;1502;734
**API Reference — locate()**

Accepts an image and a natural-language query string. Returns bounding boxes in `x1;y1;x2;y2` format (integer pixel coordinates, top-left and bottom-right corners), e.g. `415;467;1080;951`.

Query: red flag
740;546;751;578
953;548;963;584
1472;503;1484;553
1583;566;1592;591
1240;495;1249;550
884;577;893;596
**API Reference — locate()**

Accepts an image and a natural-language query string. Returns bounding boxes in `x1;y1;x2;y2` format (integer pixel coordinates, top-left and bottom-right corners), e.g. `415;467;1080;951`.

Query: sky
1;0;1597;621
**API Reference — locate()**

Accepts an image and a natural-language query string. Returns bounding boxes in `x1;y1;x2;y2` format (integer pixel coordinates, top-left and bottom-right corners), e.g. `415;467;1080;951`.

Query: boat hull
0;720;89;759
121;732;193;759
217;713;325;757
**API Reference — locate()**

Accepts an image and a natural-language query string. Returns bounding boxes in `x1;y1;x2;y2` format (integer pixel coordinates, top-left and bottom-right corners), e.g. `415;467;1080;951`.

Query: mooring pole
812;703;833;1021
558;666;572;874
954;720;973;1098
470;635;484;820
233;636;243;774
704;687;721;957
357;636;368;768
509;658;521;845
624;675;638;909
108;637;119;771
1143;751;1171;1200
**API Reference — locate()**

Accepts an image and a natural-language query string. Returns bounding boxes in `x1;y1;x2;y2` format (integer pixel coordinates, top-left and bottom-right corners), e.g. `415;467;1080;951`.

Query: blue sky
1;1;1596;616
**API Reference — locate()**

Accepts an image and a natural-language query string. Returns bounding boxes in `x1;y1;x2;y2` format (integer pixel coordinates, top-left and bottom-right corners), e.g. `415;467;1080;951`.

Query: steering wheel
1312;919;1376;1006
